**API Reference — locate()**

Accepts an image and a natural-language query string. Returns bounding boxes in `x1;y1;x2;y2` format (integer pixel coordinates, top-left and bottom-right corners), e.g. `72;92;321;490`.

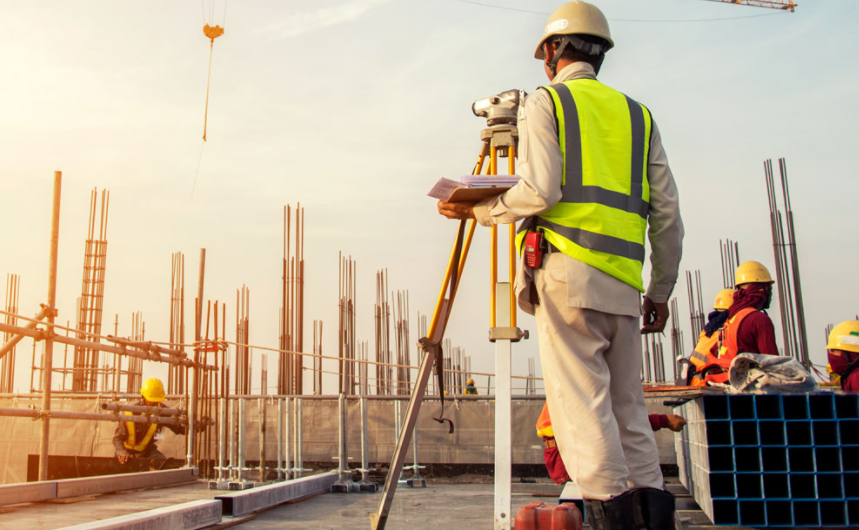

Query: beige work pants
533;258;664;501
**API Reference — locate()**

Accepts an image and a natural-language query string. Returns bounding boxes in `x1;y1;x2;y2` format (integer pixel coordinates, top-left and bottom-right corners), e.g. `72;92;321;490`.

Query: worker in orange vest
693;262;780;385
112;378;185;463
536;402;685;484
686;288;734;386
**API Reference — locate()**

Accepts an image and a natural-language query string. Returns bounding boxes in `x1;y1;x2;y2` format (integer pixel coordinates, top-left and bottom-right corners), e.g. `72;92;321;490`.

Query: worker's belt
543;437;557;449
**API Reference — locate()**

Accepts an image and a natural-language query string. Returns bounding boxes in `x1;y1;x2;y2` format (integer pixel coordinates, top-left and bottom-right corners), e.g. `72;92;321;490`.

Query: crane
702;0;796;11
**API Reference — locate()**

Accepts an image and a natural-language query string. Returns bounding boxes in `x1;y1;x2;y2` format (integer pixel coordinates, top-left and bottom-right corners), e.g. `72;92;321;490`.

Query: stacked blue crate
675;393;859;527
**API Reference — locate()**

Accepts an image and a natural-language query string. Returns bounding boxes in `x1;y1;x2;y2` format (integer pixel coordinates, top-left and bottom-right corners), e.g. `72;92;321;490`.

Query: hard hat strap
548;36;607;77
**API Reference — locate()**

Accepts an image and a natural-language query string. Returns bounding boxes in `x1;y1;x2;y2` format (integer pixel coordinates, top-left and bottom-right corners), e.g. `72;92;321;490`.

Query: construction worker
437;3;683;529
536;402;686;485
719;261;779;360
112;378;185;463
827;320;859;392
687;289;734;386
464;378;478;395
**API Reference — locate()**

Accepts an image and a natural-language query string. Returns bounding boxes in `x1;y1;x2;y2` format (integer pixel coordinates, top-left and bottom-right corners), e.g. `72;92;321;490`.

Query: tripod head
472;89;521;126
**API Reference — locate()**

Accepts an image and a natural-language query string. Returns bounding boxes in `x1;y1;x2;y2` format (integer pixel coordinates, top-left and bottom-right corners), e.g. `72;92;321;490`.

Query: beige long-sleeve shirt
473;62;684;317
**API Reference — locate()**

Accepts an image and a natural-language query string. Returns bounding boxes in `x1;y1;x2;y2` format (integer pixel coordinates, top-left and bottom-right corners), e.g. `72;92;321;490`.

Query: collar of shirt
551;62;596;84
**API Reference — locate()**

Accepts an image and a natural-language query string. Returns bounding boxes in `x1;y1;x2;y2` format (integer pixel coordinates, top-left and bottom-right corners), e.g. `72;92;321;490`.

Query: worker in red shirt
691;262;779;385
721;261;780;357
536;402;686;484
827;320;859;393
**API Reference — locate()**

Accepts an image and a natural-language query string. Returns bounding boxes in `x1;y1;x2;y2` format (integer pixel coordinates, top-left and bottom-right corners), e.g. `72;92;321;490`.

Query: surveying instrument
370;89;527;530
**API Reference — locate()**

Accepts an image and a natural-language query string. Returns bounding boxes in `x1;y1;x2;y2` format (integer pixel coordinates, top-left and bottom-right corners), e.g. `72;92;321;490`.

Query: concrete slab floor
236;484;554;530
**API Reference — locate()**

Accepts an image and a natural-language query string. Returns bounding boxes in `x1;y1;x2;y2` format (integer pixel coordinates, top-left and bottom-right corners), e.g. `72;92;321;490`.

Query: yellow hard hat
140;378;166;403
467;378;475;385
713;289;736;311
534;2;614;60
827;320;859;353
734;261;775;288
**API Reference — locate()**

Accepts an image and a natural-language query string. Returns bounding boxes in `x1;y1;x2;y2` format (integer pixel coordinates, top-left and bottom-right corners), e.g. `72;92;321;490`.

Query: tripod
370;90;527;530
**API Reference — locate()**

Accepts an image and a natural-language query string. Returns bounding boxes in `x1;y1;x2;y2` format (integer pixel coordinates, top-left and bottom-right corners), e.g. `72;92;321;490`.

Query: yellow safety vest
123;411;159;452
517;79;652;291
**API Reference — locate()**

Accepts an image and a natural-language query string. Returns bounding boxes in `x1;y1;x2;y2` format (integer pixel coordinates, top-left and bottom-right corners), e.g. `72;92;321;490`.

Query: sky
0;0;857;394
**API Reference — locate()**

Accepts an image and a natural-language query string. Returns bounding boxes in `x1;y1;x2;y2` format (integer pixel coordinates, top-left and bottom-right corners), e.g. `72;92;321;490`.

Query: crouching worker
113;378;186;463
827;320;859;392
536;402;686;485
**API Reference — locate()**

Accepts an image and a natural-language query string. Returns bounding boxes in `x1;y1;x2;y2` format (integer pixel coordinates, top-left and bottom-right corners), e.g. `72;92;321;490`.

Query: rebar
38;171;62;481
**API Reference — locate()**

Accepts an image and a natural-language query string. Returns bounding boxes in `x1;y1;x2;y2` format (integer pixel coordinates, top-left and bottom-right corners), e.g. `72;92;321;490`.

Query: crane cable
192;0;227;199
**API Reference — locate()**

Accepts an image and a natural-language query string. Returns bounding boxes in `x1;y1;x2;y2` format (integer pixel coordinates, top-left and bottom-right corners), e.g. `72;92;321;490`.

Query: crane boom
702;0;796;11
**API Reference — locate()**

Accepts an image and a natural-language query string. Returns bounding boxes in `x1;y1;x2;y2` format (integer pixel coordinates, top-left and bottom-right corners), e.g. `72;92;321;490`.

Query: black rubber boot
583;491;637;530
631;487;675;530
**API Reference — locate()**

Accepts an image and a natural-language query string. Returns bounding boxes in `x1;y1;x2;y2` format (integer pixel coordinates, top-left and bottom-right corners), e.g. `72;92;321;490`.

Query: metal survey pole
38;171;62;481
494;282;512;530
370;348;437;530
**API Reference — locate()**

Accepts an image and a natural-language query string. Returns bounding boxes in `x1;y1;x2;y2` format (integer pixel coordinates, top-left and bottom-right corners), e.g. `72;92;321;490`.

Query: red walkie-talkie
524;231;544;268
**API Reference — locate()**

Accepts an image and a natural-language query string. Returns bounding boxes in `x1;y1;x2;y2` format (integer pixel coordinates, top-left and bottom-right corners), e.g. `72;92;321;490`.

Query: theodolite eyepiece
472;89;521;126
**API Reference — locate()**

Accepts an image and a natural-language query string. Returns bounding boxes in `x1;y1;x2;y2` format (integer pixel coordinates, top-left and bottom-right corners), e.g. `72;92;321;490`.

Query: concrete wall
0;394;678;485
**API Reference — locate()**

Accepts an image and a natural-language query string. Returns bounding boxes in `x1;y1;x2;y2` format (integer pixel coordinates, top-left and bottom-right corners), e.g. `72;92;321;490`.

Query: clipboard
446;186;511;203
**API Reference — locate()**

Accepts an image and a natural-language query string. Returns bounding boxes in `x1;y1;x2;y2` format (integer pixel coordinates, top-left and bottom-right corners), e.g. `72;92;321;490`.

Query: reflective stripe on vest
516;79;652;291
718;308;757;362
536;402;554;438
122;411;159;452
691;329;723;370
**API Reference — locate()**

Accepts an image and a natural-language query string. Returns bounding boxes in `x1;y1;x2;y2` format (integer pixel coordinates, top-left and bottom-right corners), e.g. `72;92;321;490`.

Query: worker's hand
664;414;687;432
437;200;476;220
641;297;669;334
117;453;132;464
